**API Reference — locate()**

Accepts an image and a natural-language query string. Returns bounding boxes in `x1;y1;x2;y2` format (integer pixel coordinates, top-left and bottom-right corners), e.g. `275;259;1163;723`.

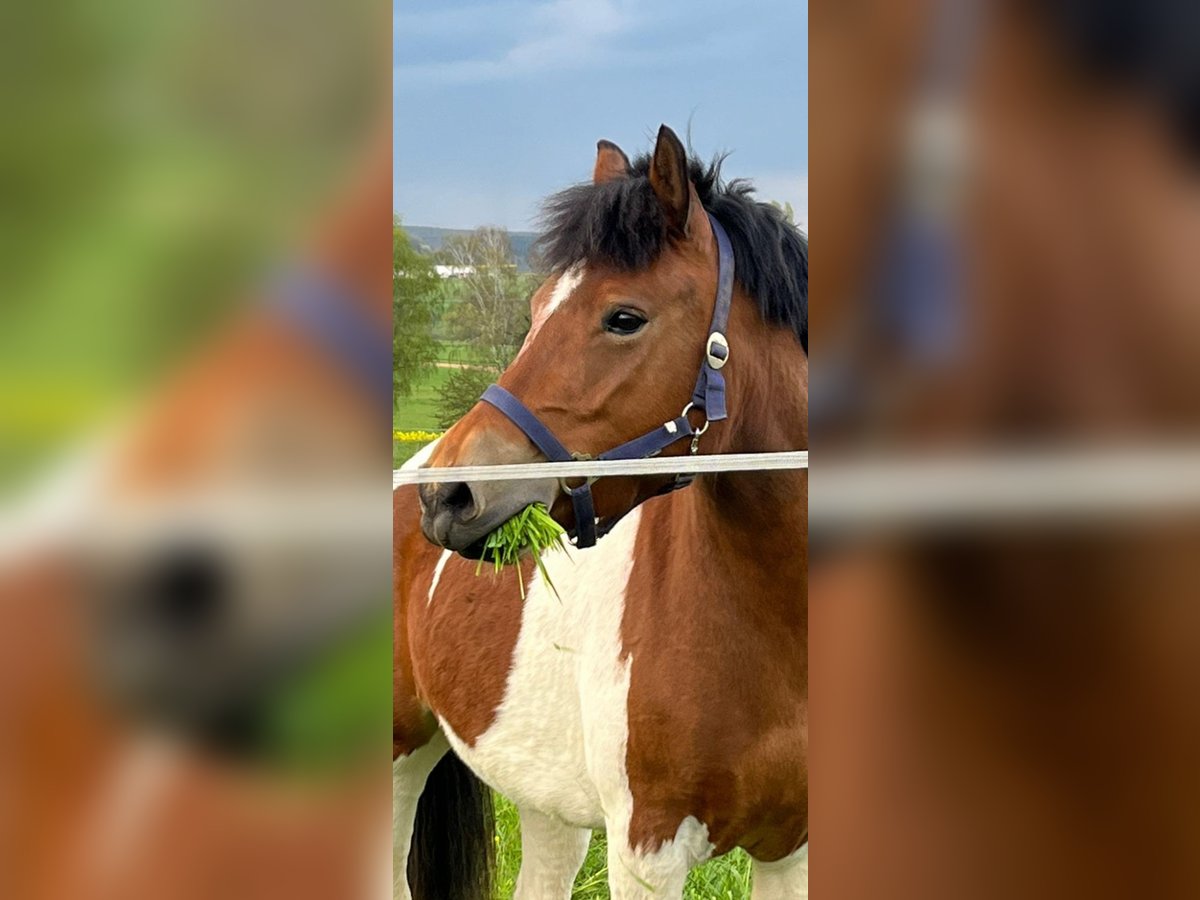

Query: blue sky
393;0;807;232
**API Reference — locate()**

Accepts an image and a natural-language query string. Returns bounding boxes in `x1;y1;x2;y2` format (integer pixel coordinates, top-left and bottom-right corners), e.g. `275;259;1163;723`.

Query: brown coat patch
393;485;531;754
621;474;809;862
620;295;809;862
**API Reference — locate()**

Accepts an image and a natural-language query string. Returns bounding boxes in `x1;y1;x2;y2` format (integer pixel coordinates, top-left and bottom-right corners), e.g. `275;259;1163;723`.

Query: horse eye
603;309;647;336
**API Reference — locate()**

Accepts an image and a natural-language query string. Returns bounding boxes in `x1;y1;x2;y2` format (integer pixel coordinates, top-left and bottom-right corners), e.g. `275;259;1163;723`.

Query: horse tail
407;751;495;900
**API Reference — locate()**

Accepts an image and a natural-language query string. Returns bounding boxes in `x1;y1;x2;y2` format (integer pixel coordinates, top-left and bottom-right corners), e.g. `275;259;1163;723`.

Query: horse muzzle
418;477;557;557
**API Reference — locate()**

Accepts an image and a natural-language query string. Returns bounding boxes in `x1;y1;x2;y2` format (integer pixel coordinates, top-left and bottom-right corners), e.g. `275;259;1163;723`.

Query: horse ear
593;139;631;184
649;124;692;235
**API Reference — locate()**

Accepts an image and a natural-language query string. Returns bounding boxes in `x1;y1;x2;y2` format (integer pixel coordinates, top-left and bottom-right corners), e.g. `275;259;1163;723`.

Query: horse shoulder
620;500;808;858
393;486;438;755
394;482;529;750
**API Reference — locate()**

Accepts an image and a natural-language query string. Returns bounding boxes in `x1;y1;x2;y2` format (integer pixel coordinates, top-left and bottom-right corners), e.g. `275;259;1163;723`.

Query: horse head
421;124;807;557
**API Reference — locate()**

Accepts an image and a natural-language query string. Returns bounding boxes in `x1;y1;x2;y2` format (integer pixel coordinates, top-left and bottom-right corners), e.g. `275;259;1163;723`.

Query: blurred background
1;1;392;897
810;0;1200;897
0;0;382;487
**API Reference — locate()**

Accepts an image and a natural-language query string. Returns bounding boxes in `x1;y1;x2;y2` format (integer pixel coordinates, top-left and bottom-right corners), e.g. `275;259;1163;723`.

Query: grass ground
494;795;753;899
395;366;450;432
394;366;449;467
433;339;488;364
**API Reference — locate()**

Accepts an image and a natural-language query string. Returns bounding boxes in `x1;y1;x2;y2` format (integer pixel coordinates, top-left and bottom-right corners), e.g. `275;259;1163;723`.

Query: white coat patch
419;495;741;894
399;437;440;474
434;503;724;894
751;843;809;900
514;265;584;362
437;505;640;829
544;264;584;318
426;549;452;605
609;815;716;896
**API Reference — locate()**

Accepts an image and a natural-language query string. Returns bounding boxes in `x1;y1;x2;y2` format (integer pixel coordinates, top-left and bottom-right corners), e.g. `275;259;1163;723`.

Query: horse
811;0;1200;896
393;124;808;899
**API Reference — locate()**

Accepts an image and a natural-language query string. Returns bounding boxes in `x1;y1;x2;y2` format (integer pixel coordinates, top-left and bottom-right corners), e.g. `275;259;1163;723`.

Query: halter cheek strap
478;212;735;549
692;211;734;422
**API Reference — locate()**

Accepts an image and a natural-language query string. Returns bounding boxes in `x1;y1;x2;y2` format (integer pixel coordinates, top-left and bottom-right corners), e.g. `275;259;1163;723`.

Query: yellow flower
393;430;444;442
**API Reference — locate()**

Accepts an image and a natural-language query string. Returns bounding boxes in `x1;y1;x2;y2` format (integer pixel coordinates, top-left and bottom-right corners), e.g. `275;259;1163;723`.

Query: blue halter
479;212;736;549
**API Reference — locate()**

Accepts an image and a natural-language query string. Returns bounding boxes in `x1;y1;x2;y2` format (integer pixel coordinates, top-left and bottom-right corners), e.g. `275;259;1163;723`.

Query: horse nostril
441;481;479;521
143;546;227;633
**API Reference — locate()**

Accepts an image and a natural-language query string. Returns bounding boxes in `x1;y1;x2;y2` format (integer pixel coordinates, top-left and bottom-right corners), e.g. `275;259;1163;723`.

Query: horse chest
428;510;646;830
411;497;806;854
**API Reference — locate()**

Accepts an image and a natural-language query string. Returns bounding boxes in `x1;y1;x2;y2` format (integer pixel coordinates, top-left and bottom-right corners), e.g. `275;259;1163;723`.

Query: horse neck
963;73;1200;437
684;290;808;573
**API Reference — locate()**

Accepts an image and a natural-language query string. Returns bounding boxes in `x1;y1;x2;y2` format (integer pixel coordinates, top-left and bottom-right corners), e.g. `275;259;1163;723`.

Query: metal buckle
559;452;598;495
705;332;729;370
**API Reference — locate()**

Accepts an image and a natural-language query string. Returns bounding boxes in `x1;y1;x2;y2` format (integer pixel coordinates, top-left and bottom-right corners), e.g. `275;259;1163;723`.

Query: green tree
769;199;796;225
393;219;442;404
436;227;533;370
434;227;536;426
435;366;497;431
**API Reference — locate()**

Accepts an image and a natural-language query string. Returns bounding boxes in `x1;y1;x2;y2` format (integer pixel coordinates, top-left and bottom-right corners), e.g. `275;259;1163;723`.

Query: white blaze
515;264;584;362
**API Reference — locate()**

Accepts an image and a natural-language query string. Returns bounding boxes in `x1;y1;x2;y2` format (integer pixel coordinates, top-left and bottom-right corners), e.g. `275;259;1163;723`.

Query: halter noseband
479;212;735;549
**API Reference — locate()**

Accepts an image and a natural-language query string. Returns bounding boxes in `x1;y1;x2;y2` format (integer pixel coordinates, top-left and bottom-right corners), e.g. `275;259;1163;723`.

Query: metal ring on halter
680;402;711;437
559;452;599;495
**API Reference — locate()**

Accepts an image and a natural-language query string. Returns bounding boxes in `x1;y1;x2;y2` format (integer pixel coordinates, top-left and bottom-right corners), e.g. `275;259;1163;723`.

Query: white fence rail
394;446;1200;528
392;451;809;488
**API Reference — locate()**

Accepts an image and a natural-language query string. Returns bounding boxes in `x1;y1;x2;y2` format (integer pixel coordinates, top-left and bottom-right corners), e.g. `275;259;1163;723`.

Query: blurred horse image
1;127;392;900
811;1;1200;896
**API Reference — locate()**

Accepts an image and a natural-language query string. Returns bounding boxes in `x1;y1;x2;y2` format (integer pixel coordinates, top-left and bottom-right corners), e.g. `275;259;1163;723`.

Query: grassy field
494;795;753;899
394;366;450;467
395;366;450;432
434;339;489;364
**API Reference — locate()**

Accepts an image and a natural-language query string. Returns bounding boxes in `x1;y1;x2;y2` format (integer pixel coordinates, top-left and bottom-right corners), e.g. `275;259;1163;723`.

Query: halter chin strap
479;212;735;549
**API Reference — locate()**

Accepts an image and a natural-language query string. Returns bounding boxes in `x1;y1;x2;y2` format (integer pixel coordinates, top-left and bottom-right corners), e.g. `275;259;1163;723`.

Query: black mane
534;150;808;353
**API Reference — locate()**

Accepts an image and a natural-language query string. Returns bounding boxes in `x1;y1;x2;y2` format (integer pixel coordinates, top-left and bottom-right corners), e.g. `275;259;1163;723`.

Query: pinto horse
393;125;808;899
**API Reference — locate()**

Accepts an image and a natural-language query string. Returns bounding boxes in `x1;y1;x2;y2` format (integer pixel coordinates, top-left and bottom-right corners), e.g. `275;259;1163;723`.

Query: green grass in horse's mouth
474;503;567;599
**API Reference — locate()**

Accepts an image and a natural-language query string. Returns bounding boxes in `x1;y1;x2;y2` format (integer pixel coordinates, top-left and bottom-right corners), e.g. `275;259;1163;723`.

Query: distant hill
402;225;539;272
